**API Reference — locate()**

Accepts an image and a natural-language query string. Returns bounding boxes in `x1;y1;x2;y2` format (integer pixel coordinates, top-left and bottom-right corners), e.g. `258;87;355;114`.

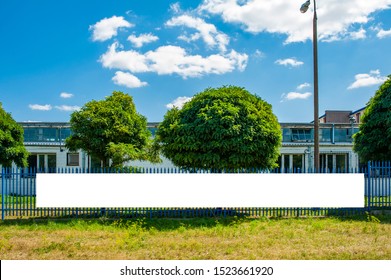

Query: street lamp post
300;0;319;171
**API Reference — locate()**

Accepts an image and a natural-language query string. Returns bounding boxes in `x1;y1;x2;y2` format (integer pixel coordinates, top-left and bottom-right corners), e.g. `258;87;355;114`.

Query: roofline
18;121;359;128
18;121;159;128
350;106;367;115
18;122;71;127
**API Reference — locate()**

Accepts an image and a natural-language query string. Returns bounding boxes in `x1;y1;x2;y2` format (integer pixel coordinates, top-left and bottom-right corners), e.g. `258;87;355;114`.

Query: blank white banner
36;173;364;208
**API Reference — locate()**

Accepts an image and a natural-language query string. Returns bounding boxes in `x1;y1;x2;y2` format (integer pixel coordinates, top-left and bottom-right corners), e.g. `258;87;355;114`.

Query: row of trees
66;87;282;170
1;78;390;169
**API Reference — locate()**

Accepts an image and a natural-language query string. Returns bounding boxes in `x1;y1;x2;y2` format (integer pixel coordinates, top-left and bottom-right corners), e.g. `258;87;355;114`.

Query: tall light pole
300;0;319;171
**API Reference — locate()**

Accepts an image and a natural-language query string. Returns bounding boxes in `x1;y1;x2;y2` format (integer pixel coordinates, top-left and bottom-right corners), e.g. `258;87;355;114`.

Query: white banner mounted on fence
36;173;365;208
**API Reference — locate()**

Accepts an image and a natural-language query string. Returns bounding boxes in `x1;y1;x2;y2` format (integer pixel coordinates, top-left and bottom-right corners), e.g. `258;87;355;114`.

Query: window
282;128;291;142
292;154;303;170
319;128;331;142
48;154;56;173
277;155;290;171
291;129;312;142
67;153;79;166
336;154;347;172
334;128;349;142
278;154;305;172
320;154;348;172
320;154;333;171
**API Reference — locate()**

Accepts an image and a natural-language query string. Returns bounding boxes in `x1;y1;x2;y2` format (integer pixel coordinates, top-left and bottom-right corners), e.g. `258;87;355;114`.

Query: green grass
0;195;36;206
0;214;391;260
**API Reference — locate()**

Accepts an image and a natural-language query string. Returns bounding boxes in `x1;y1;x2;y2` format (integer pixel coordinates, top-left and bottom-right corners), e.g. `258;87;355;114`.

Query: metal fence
1;162;390;220
367;161;391;209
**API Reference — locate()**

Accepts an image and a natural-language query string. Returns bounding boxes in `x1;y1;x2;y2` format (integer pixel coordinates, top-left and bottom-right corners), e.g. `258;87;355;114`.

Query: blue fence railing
1;162;390;220
367;161;391;209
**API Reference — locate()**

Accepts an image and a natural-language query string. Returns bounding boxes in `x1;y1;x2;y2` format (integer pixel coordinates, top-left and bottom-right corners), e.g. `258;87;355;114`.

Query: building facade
279;122;360;171
20;122;87;171
4;110;363;171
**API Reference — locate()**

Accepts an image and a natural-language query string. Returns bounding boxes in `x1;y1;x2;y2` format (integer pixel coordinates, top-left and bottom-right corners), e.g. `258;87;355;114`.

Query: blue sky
1;0;391;123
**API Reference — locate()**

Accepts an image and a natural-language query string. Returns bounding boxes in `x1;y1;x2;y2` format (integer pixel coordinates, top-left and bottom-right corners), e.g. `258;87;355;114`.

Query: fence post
1;167;4;220
367;161;371;212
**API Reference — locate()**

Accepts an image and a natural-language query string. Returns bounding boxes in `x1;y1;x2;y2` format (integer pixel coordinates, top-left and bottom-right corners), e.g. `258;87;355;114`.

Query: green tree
0;103;28;167
155;86;282;170
353;75;391;162
66;91;160;168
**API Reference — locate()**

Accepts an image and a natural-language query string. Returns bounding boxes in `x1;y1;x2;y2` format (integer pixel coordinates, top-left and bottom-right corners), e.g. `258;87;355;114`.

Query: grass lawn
0;214;391;260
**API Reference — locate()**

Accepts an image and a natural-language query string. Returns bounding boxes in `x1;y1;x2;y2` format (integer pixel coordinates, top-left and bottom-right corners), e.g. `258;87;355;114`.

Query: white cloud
55;105;81;112
90;16;133;42
322;27;367;42
281;92;312;101
29;104;52;111
253;49;265;59
275;58;304;67
60;92;73;99
166;96;192;109
377;28;391;38
170;2;182;14
297;82;310;90
348;70;387;89
100;42;150;72
166;15;229;52
112;71;148;88
100;42;248;79
199;0;391;43
349;28;366;40
147;46;248;77
127;33;159;48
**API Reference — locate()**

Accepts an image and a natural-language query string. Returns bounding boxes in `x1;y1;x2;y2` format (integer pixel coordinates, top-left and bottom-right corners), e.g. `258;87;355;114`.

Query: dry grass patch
0;214;390;260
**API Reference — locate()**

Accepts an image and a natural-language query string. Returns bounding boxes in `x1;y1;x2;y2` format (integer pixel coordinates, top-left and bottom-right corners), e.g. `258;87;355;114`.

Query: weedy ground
0;214;390;259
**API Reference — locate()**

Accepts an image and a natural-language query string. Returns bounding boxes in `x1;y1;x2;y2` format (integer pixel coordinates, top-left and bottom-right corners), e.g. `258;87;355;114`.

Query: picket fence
1;162;390;220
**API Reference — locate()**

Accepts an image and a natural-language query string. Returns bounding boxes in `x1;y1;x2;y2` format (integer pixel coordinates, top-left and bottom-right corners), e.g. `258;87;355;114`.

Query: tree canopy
155;86;282;170
0;103;29;167
65;91;160;168
353;75;391;162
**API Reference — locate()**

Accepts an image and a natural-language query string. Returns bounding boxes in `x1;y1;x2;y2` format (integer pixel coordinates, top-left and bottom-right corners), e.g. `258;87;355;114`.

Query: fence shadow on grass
2;211;391;233
0;215;258;230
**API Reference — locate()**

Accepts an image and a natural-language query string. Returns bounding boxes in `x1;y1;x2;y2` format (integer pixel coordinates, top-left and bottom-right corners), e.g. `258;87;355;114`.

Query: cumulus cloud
99;42;150;72
55;105;81;112
112;71;148;88
199;0;391;43
281;92;312;102
348;70;387;89
29;104;52;111
297;82;310;90
60;92;73;99
99;42;248;79
127;33;159;48
90;16;133;42
166;96;192;109
166;15;229;52
275;58;304;67
377;28;391;38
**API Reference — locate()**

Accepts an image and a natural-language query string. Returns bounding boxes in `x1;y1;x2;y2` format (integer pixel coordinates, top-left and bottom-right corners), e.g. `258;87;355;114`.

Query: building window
278;154;304;172
292;154;303;170
291;129;312;142
334;128;350;142
319;128;331;142
67;153;79;166
320;154;333;171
